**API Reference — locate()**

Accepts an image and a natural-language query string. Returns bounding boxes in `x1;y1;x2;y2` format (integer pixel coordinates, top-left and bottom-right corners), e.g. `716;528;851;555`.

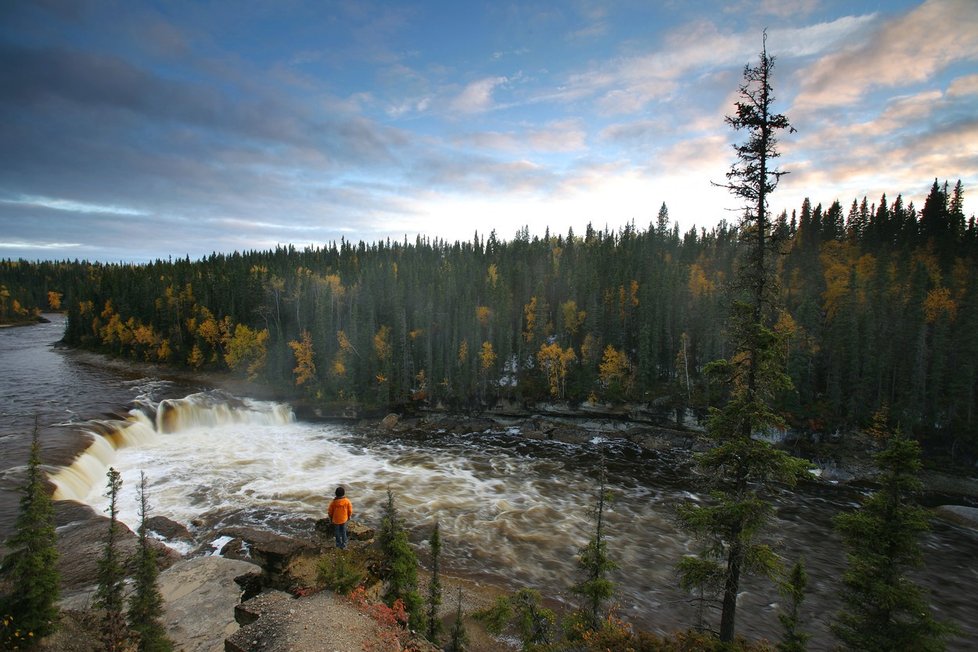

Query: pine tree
833;431;952;651
570;460;617;632
94;467;128;652
424;521;443;643
776;560;809;652
378;490;424;632
0;420;60;641
445;588;469;652
677;33;809;644
128;472;173;652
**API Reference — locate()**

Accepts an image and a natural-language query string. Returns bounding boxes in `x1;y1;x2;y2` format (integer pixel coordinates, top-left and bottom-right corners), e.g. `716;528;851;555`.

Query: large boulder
935;504;978;529
145;515;194;542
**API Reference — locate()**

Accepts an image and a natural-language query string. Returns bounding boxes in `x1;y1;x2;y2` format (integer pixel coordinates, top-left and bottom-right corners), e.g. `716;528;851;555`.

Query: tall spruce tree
833;431;952;651
128;472;173;652
378;490;425;632
424;521;444;643
776;560;809;652
676;33;809;643
94;467;128;652
570;460;617;632
1;420;60;641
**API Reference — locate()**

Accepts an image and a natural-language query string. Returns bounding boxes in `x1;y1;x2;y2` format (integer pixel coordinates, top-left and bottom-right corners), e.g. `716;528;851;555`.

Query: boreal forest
1;179;976;460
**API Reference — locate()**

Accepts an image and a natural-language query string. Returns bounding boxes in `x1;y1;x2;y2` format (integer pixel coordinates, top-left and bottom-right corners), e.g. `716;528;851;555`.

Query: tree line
1;175;975;459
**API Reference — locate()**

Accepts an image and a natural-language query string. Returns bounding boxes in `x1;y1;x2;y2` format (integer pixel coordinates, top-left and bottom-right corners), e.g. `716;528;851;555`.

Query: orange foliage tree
289;330;318;386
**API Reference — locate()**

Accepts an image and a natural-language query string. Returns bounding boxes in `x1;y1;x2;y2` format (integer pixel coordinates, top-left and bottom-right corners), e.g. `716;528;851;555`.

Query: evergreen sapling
128;471;173;652
424;521;443;643
378;490;424;632
833;430;953;651
94;467;128;652
0;420;60;643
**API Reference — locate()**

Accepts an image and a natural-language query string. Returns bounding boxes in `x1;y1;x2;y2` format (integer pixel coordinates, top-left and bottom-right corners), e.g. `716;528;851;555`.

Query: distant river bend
2;315;977;649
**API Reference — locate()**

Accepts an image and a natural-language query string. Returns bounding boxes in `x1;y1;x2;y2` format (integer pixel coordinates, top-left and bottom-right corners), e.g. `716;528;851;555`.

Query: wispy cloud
948;73;978;97
758;0;819;19
794;0;978;111
450;76;509;113
1;195;148;216
537;13;874;116
0;240;82;250
458;120;587;153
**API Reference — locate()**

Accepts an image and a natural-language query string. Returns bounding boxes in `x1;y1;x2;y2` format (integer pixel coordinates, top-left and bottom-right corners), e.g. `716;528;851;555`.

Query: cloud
1;195;149;216
458;120;587;153
0;240;82;251
450;76;508;113
948;73;978;97
758;0;819;18
537;13;873;116
794;0;978;110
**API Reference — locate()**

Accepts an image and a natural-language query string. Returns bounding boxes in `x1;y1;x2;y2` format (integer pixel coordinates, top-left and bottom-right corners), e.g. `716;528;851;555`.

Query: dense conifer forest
2;179;976;461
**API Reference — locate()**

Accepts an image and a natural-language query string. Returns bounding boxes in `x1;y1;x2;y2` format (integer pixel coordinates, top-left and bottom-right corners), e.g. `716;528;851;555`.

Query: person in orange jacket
327;486;353;549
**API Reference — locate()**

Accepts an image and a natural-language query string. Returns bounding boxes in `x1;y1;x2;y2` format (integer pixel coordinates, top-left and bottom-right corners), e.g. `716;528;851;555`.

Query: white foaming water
53;391;691;625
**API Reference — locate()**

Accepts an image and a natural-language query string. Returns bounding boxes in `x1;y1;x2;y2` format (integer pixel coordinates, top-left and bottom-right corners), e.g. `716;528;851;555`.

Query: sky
1;0;977;263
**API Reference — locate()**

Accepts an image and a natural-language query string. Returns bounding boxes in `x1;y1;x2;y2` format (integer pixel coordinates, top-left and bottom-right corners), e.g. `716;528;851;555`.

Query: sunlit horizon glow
1;0;976;263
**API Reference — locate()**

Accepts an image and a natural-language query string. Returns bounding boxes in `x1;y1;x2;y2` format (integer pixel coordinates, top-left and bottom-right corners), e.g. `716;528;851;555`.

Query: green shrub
317;552;367;595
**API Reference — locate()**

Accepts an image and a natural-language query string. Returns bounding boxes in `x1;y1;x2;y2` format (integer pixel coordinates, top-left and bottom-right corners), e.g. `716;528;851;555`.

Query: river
2;315;977;649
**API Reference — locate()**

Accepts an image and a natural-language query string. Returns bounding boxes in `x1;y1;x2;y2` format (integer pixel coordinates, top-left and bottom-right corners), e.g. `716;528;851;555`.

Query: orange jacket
328;496;353;525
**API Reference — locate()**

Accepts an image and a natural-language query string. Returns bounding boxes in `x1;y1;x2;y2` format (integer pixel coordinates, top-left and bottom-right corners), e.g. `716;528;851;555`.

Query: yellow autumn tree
598;345;631;400
47;291;63;311
487;263;499;288
187;344;205;370
560;300;586;335
581;333;600;366
688;264;715;297
479;341;497;371
157;338;172;362
289;330;318;386
100;312;124;348
133;322;157;361
373;325;391;362
923;287;957;323
536;341;576;399
820;241;855;320
332;330;355;378
224;323;269;379
476;306;492;328
523;297;538;343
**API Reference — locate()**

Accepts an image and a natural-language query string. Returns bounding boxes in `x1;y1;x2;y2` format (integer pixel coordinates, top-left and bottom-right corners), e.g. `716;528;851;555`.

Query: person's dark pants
334;522;348;549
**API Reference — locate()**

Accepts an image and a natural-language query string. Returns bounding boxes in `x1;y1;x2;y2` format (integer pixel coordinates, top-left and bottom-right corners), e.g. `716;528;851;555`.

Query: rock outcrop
54;501;179;596
216;526;317;590
157;556;261;652
313;518;375;543
225;589;439;652
935;504;978;529
145;515;194;542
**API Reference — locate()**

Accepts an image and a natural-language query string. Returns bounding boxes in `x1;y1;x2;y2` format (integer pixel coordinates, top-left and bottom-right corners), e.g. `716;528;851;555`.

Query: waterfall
50;391;294;502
